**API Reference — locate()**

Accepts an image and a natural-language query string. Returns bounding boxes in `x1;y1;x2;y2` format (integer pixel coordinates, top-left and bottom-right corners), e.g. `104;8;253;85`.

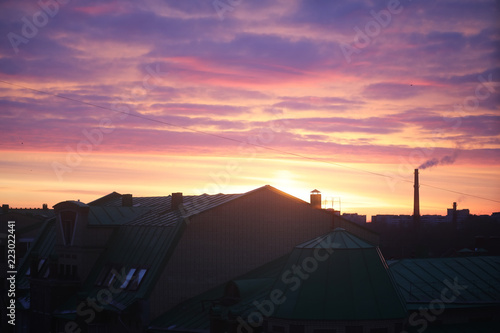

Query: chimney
452;202;457;229
310;189;321;209
413;169;420;229
122;194;133;207
172;192;183;210
2;204;8;213
43;203;48;210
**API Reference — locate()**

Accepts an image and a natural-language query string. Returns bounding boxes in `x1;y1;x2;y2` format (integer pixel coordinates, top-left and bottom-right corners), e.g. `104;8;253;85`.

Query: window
128;268;147;290
60;211;77;245
120;268;136;289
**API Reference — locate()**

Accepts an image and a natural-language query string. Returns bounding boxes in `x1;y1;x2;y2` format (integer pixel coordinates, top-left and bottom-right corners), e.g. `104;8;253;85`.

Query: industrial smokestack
413;169;420;230
452;202;457;229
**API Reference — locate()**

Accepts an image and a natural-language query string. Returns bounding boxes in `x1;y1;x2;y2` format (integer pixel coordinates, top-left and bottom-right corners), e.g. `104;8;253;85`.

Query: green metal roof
270;228;407;321
389;256;500;309
148;229;404;331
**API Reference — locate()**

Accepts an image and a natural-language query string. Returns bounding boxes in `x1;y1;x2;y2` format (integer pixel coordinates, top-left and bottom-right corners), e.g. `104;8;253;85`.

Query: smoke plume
418;150;460;170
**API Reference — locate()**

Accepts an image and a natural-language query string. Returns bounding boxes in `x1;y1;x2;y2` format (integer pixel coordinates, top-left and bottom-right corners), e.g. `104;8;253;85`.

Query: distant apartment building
371;202;471;227
342;212;366;225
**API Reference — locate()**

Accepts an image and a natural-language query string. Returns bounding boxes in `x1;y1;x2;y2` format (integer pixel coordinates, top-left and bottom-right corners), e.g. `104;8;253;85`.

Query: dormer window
60;211;77;246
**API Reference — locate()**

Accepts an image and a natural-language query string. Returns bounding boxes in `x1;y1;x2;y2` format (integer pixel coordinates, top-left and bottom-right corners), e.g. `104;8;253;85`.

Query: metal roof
87;206;151;226
270;228;407;321
64;222;185;314
296;227;373;249
16;219;56;290
148;229;406;331
389;256;500;309
125;193;245;226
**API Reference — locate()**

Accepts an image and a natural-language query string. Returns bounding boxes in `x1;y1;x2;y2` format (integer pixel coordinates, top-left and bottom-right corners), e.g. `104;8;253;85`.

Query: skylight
120;268;136;289
129;268;147;290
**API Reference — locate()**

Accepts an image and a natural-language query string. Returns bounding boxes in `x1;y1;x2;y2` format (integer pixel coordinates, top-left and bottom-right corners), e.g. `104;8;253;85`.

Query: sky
0;0;499;219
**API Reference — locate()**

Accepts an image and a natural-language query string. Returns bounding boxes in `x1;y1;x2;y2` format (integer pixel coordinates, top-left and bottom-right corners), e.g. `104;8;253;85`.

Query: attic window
128;268;147;290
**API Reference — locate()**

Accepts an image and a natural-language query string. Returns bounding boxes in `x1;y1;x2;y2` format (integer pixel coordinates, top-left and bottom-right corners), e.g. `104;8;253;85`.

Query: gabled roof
389;256;500;309
270;228;407;321
87;191;122;206
88;185;316;227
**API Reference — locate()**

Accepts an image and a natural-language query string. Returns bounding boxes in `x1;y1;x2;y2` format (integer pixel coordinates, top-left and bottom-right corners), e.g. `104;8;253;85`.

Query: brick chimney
2;204;8;213
122;194;133;207
171;192;183;210
310;189;321;209
43;203;48;210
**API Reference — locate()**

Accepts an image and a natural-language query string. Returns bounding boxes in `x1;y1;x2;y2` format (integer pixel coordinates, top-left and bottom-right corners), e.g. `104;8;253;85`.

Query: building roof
87;206;151;226
269;227;407;321
149;228;404;331
16;219;56;290
55;222;185;316
296;227;373;249
148;255;289;332
389;256;500;309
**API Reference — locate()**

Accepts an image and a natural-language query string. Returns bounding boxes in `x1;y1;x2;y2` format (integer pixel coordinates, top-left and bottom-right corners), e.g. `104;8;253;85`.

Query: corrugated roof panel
389;256;500;306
